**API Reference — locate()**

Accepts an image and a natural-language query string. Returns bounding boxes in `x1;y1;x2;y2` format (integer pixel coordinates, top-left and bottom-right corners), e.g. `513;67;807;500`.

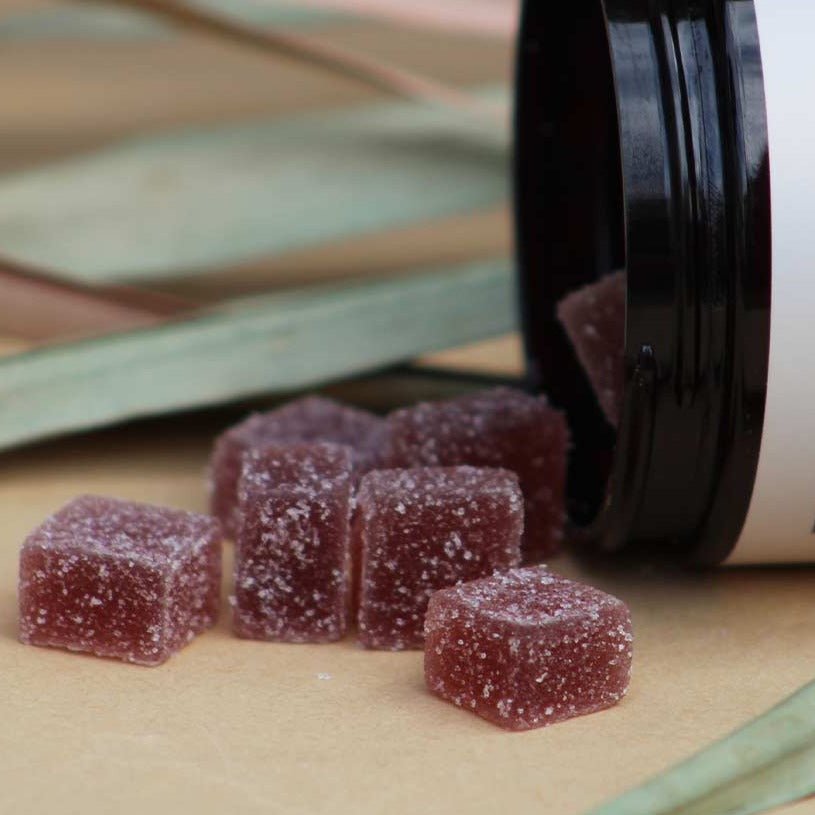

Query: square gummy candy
210;396;384;539
355;466;523;651
557;271;626;427
233;442;354;643
424;566;632;731
18;495;222;666
384;388;569;557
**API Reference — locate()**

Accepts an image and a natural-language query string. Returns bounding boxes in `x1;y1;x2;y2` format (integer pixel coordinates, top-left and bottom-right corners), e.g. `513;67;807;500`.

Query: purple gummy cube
384;388;569;557
233;442;354;643
557;271;626;427
424;566;633;731
18;495;222;666
209;396;384;539
355;466;523;651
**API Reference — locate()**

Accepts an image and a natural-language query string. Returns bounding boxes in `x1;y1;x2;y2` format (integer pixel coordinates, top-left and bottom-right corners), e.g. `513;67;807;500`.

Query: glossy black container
514;0;771;563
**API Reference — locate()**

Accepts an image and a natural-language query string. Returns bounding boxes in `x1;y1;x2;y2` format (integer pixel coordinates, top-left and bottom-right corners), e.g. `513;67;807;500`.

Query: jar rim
513;0;772;563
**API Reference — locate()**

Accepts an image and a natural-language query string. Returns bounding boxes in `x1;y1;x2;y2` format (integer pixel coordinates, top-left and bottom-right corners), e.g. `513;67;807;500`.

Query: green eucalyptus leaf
586;679;815;815
0;93;508;284
0;259;516;451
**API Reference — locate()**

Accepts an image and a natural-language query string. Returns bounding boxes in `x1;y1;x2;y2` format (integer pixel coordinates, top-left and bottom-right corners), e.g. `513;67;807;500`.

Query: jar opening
515;0;772;563
515;0;625;527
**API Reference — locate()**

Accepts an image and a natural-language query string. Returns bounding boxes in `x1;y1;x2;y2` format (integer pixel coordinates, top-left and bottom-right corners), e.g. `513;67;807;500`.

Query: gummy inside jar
557;271;626;430
553;272;626;533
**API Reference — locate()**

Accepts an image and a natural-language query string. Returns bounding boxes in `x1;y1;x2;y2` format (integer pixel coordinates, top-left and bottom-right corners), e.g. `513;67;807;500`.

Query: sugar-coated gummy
355;466;523;651
209;396;384;539
557;271;626;427
18;495;222;666
233;442;354;643
424;566;632;731
384;388;569;557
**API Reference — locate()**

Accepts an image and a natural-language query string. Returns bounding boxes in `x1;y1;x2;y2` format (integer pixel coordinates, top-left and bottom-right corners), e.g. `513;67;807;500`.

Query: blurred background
0;0;524;453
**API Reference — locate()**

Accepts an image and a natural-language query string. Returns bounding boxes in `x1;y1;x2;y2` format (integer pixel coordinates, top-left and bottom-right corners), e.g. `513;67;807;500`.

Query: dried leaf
0;259;516;451
0;258;189;342
0;93;508;284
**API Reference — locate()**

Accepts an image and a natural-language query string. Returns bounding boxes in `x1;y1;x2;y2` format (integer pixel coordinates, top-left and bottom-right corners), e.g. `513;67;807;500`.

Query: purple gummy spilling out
209;396;384;539
424;566;632;731
355;466;523;651
384;388;569;557
18;495;222;666
233;442;354;643
557;271;626;427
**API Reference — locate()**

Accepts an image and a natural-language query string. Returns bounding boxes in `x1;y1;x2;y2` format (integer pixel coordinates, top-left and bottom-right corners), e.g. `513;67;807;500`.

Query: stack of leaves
0;0;517;450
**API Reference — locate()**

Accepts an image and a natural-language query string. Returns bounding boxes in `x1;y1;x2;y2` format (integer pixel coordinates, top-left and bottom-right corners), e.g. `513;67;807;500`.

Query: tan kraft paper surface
2;405;815;815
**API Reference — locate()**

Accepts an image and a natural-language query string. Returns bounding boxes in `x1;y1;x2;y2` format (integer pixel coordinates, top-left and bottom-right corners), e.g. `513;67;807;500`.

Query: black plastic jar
515;0;814;564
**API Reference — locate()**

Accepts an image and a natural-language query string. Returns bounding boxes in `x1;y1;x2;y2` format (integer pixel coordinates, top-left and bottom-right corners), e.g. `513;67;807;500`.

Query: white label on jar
727;1;815;564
